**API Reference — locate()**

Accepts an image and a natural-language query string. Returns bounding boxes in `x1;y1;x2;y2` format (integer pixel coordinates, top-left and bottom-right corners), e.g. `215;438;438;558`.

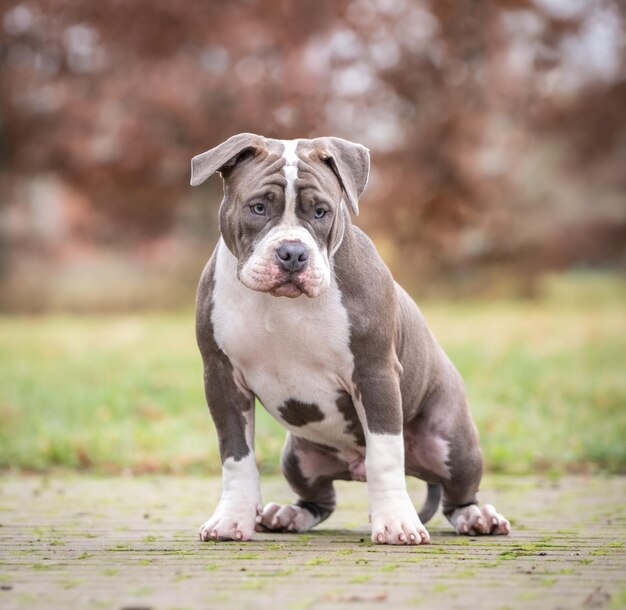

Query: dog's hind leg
405;383;510;536
440;401;511;536
257;434;350;533
441;433;510;536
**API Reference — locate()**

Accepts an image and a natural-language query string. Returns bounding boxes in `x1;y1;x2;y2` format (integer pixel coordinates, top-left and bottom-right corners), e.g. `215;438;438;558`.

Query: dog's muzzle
267;241;310;298
236;230;329;299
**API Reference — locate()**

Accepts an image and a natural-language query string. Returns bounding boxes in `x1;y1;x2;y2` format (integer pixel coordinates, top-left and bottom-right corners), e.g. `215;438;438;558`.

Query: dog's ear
313;137;370;215
190;133;267;186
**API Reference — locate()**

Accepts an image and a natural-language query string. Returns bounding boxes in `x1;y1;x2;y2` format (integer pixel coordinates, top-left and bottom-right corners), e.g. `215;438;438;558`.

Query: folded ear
190;133;267;186
313;137;370;215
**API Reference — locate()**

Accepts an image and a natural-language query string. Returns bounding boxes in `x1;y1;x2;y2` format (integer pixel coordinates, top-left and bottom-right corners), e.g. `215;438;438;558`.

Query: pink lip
269;281;303;298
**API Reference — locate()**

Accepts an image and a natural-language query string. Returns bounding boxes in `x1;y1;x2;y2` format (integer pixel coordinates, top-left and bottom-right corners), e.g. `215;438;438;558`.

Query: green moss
61;578;84;589
403;557;425;564
499;542;554;559
475;561;500;568
453;569;476;578
350;575;371;584
101;568;119;576
441;537;470;546
407;596;425;605
267;568;295;577
106;544;131;551
590;547;619;556
420;547;446;554
306;557;329;566
234;552;259;560
499;552;521;560
517;591;539;601
77;552;94;560
239;579;264;590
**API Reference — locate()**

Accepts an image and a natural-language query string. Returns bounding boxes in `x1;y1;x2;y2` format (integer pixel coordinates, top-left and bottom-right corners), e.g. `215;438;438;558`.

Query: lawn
0;272;624;474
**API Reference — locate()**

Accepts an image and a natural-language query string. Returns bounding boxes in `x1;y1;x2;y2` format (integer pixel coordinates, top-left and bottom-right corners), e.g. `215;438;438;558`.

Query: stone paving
0;474;624;610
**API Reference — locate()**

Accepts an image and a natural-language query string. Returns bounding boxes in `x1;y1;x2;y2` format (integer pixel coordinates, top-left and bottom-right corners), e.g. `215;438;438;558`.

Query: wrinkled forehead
226;139;343;202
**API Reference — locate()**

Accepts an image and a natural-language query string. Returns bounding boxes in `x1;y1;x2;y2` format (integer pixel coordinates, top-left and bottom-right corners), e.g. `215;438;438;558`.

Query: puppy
191;134;510;544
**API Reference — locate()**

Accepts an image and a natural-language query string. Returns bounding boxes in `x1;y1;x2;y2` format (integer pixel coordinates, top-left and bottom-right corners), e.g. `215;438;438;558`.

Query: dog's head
191;134;369;298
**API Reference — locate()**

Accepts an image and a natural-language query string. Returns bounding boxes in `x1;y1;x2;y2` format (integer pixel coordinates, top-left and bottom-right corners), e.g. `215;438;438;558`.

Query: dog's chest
211;242;361;450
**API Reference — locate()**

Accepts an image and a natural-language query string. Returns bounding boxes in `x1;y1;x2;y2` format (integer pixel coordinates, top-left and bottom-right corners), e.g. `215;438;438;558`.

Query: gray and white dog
191;133;510;545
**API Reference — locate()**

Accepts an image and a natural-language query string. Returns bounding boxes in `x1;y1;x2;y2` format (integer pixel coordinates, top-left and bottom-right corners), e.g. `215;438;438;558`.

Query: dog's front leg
198;353;261;542
354;370;430;546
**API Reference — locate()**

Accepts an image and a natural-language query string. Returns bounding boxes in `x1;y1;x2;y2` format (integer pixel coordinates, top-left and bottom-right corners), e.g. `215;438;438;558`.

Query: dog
191;134;510;545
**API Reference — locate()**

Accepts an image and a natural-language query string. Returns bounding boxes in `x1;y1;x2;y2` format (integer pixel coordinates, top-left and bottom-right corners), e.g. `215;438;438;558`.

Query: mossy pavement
0;474;625;610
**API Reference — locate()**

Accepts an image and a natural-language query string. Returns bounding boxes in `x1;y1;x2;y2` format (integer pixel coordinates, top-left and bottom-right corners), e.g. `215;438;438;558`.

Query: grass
0;271;624;474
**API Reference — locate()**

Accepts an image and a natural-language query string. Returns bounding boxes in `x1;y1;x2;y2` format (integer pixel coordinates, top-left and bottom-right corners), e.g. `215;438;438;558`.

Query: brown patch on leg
335;390;365;446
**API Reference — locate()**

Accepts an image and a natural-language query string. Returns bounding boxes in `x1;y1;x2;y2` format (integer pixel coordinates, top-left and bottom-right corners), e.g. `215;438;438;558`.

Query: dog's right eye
251;203;266;215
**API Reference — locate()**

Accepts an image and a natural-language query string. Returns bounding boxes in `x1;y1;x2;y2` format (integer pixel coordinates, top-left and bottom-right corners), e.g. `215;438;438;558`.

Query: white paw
370;497;430;545
199;501;262;542
256;502;319;533
450;503;510;536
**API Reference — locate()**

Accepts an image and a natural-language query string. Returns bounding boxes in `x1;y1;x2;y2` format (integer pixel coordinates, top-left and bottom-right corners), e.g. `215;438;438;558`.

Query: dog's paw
449;503;510;536
370;500;430;545
199;502;262;542
255;502;319;533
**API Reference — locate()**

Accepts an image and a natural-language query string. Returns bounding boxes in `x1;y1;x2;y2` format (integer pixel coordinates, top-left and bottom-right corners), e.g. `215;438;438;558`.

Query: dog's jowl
191;133;510;545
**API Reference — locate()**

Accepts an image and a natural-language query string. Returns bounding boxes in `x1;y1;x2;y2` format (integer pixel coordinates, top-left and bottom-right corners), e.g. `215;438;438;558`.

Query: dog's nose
276;242;309;273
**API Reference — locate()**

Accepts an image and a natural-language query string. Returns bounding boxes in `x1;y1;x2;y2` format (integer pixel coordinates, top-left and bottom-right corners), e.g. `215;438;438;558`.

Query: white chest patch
211;241;362;452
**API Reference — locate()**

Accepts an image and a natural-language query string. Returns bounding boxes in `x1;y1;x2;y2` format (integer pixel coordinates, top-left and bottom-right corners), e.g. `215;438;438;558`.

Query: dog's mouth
269;279;304;299
237;261;328;299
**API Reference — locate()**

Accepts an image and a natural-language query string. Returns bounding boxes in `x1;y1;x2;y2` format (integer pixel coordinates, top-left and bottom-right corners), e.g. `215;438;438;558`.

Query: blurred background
0;0;624;475
1;0;624;310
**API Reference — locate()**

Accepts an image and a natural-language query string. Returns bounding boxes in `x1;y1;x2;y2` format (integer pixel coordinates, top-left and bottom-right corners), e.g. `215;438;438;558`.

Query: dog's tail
418;483;442;524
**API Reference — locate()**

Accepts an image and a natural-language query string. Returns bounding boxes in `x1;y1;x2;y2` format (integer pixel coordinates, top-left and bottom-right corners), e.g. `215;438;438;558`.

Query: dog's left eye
251;203;266;215
314;208;327;219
